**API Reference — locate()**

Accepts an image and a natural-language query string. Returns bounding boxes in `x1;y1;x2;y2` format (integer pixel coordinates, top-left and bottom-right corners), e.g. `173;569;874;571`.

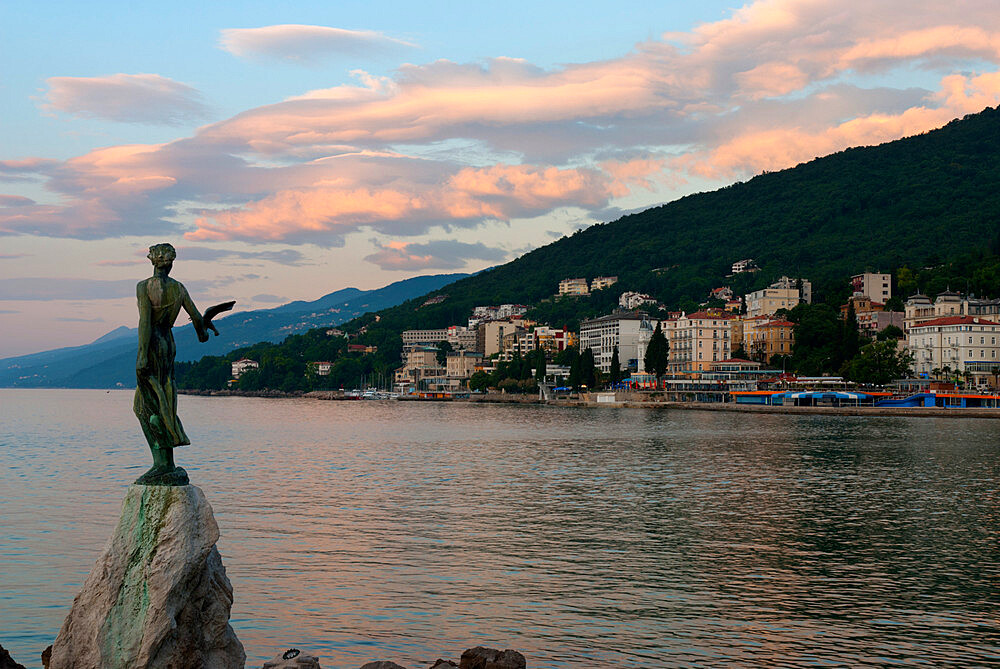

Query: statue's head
147;243;176;269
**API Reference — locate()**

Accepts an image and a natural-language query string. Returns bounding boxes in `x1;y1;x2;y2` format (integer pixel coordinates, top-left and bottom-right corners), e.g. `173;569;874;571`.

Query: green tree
876;324;905;341
843;339;914;386
580;347;597;388
436;340;453;366
643;322;669;388
840;302;863;367
609;345;623;386
533;348;547;382
469;370;490;392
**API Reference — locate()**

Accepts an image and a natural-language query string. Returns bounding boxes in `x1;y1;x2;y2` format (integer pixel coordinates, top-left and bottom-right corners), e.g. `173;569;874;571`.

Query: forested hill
176;107;1000;392
353;106;1000;335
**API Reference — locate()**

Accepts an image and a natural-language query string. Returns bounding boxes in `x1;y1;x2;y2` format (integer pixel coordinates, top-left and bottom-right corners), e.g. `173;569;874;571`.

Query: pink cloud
185;163;615;242
219;25;416;63
5;0;1000;245
42;74;211;125
679;71;1000;178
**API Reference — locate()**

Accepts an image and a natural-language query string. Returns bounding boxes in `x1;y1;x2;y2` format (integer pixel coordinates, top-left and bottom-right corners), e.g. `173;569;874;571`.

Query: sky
2;0;1000;358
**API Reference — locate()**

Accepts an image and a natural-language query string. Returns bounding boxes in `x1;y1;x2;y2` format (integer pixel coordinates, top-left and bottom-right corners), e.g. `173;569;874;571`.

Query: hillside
356;107;1000;332
177;107;1000;392
0;272;467;388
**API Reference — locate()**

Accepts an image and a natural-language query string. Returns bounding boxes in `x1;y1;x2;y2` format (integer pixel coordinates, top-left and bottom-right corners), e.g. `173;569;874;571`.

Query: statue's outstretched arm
136;282;152;374
180;284;210;343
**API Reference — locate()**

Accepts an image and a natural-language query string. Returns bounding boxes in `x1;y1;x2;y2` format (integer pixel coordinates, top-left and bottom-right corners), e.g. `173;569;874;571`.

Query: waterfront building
446;351;483;380
579;311;656;373
590;276;618;291
667;310;734;373
748;319;795;364
904;291;1000;332
851;272;892;302
394;346;447;392
558;278;589;296
906;315;1000;387
231;358;259;379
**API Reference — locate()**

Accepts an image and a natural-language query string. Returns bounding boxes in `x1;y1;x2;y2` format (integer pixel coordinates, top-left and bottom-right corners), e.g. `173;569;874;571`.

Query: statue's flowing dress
134;277;191;450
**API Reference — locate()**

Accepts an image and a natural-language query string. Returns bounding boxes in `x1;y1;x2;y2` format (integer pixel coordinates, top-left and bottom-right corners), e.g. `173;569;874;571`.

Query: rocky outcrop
358;662;408;669
0;644;26;669
459;647;526;669
50;484;245;669
263;649;323;668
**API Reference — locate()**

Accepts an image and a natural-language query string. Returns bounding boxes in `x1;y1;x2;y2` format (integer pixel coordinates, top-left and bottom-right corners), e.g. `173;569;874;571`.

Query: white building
558;278;589;296
231;358;259;379
401;326;475;351
579;311;656;373
731;259;758;274
851;272;892;302
619;291;657;310
904;291;1000;332
907;315;1000;386
311;361;333;376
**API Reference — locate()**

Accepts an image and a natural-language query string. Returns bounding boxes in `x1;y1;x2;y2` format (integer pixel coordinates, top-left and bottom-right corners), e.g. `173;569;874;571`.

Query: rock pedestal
50;484;245;669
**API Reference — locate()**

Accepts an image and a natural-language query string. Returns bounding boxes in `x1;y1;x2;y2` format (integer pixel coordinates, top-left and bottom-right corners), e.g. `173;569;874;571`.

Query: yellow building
667;310;734;373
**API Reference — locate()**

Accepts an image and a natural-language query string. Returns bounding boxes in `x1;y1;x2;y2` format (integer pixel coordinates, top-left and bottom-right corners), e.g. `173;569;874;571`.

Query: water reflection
0;390;997;667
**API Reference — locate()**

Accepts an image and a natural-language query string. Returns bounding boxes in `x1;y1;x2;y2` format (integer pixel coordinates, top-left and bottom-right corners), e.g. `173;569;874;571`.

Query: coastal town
226;263;1000;410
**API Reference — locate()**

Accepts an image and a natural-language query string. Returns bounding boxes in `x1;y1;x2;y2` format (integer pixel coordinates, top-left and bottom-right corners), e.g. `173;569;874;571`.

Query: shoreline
174;388;1000;418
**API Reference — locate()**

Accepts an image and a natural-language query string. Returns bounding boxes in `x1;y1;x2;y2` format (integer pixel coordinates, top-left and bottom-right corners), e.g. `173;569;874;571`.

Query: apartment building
558;278;589;296
745;276;811;317
667;310;734;373
590;276;618;291
477;318;530;356
851;272;892;302
579;311;656;373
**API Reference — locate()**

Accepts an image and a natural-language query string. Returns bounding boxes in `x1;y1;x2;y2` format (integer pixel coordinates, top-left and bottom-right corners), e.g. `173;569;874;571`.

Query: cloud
42;74;211;125
220;25;416;63
0;253;30;259
55;317;106;323
5;1;1000;246
250;293;287;303
0;195;35;206
174;246;309;265
0;278;137;301
0;309;19;314
364;239;508;271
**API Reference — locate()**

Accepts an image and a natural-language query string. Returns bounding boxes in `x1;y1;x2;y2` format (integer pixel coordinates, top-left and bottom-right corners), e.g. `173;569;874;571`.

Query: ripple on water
0;390;997;668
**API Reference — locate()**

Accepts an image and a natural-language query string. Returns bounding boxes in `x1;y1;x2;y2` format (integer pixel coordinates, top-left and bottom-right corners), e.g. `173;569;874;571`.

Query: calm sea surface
1;389;998;668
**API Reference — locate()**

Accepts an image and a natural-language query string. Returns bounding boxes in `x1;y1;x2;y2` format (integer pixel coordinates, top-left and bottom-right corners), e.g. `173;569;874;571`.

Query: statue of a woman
134;243;232;485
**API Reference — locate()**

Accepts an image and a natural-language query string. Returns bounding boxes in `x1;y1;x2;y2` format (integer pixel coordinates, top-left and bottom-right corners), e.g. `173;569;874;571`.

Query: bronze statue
134;243;233;485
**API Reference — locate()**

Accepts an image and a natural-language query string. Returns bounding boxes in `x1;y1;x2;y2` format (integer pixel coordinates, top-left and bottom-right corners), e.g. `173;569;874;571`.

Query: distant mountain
0;273;467;388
